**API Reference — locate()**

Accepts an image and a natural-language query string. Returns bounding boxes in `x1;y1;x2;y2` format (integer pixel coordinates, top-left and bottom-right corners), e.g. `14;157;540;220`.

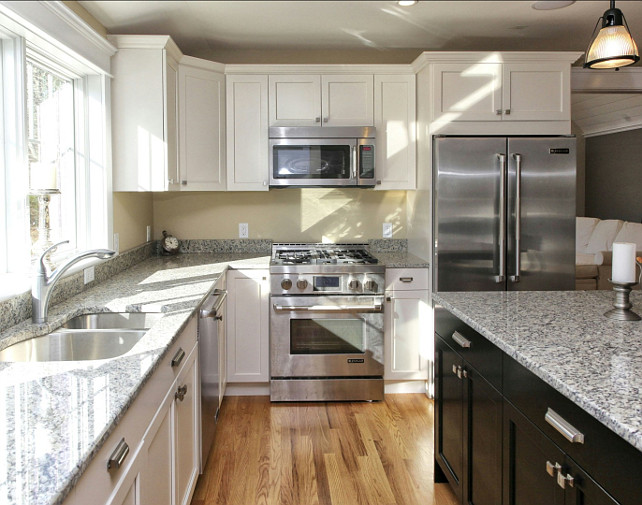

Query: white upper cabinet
269;74;374;126
178;56;226;191
109;35;182;192
374;74;416;190
432;59;571;122
226;74;269;191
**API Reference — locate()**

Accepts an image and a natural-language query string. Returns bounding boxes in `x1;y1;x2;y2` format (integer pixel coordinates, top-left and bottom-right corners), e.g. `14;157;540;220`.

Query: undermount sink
0;312;163;362
0;329;147;362
61;312;163;330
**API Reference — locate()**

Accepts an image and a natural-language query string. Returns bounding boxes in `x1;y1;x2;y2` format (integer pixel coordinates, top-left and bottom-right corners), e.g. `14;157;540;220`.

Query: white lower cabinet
66;314;200;505
226;269;270;383
384;268;430;382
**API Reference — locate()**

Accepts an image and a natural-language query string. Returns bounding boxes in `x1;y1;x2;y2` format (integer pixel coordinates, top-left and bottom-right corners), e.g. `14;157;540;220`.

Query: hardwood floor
191;394;458;505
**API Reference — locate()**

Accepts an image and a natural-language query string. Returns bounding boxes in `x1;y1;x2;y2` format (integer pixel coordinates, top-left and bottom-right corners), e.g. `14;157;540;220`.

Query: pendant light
584;0;639;69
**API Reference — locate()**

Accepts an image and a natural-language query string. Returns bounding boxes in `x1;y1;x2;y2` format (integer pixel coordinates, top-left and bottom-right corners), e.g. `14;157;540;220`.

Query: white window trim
0;2;114;299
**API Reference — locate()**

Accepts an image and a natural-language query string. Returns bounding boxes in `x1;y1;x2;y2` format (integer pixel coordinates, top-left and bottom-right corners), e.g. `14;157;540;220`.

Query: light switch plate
84;266;95;284
383;222;393;238
239;223;249;238
113;233;119;254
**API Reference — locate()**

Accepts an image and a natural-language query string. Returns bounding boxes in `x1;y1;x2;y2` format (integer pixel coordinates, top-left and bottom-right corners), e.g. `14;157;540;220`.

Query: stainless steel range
270;243;385;402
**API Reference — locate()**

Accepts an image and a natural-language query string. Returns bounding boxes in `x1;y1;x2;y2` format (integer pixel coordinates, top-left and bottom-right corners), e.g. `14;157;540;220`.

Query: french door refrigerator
433;136;576;293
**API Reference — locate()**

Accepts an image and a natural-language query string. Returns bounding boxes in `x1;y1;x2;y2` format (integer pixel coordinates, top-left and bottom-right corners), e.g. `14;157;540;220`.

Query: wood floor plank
192;394;459;505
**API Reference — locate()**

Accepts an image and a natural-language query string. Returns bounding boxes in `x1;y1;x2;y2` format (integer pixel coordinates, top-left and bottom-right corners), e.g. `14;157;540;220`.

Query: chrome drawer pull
107;438;130;471
171;347;185;368
452;331;471;348
546;460;561;477
557;471;574;489
399;277;414;283
175;384;188;402
545;408;585;444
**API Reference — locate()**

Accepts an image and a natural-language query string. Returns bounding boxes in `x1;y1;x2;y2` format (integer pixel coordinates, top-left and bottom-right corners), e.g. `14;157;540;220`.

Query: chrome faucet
32;240;116;324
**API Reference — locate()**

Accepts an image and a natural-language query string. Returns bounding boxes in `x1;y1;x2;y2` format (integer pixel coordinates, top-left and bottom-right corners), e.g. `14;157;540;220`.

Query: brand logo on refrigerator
347;358;365;364
549;148;570;154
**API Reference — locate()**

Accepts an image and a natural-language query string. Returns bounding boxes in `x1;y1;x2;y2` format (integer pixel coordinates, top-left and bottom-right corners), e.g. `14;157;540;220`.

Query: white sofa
576;217;642;290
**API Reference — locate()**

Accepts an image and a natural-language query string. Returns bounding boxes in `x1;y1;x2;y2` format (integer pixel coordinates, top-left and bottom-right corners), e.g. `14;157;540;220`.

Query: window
0;16;111;293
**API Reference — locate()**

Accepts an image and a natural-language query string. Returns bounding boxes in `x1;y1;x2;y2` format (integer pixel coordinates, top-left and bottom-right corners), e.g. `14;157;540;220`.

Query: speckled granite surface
433;290;642;453
371;251;429;268
0;252;269;505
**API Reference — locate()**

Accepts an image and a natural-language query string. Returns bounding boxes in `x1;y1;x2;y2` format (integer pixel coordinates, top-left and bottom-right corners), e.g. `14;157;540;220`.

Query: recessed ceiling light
531;1;576;10
397;0;418;6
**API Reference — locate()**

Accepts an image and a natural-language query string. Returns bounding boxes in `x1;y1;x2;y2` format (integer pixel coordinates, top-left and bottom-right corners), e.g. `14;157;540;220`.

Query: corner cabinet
226;269;270;382
178;56;226;191
268;74;374;127
435;306;642;505
226;74;269;191
109;35;182;192
384;268;429;382
374;74;416;190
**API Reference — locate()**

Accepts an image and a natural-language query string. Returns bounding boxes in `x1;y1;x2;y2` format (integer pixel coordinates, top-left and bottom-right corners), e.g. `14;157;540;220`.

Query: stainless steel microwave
269;126;376;188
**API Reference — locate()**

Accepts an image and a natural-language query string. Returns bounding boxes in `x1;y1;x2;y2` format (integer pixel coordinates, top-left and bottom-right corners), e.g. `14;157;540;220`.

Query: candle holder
604;279;641;321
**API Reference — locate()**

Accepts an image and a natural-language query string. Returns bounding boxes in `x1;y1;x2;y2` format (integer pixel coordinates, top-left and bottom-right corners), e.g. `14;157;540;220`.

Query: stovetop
271;243;379;266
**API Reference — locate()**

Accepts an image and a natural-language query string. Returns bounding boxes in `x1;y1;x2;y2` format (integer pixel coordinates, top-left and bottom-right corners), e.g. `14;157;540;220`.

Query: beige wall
113;192;154;252
152;189;407;242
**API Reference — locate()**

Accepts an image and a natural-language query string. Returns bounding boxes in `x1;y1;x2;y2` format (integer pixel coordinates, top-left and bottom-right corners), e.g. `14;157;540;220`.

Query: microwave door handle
352;145;357;181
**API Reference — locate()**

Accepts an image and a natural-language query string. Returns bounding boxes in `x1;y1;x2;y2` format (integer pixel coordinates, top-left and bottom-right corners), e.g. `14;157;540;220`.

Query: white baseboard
384;380;427;394
224;383;270;396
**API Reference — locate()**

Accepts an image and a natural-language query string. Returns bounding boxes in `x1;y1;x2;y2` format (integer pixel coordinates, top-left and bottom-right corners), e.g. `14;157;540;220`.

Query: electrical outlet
383;222;393;238
84;266;95;284
239;223;249;238
146;225;151;242
113;233;119;254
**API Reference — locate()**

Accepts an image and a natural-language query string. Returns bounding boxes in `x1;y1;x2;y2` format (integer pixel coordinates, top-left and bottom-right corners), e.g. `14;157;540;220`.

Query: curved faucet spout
32;242;116;324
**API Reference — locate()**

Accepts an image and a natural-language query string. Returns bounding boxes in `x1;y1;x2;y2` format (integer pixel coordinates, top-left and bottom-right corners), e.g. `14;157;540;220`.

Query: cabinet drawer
434;306;502;390
385;268;429;291
503;355;642;505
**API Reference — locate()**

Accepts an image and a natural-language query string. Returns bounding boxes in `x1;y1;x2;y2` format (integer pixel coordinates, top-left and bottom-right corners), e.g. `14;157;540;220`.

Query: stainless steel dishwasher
198;287;227;470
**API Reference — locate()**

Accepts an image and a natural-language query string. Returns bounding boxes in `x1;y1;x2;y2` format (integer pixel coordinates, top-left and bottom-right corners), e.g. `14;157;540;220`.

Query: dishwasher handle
200;289;227;319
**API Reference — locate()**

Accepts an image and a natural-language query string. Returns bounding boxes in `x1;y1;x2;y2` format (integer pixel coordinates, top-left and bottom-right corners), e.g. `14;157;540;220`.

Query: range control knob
348;279;361;291
364;280;378;292
296;279;309;290
281;278;293;290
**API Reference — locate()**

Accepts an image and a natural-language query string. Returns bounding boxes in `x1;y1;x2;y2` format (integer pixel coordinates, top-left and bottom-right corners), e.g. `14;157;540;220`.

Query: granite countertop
371;251;430;269
0;252;270;505
432;290;642;453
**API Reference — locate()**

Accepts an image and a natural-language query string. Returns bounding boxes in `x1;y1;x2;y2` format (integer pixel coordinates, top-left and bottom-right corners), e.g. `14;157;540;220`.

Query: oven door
269;138;357;187
270;295;384;378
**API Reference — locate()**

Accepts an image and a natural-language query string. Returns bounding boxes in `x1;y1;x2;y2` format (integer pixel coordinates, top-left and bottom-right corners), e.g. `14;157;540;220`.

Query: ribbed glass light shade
585;24;640;69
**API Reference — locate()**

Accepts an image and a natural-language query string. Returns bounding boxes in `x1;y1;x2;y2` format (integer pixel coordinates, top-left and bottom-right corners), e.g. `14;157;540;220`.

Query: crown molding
223;63;415;75
412;51;584;73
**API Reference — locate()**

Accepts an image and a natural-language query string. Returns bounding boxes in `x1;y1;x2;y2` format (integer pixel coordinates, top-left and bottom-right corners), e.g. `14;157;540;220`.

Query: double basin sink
0;312;163;362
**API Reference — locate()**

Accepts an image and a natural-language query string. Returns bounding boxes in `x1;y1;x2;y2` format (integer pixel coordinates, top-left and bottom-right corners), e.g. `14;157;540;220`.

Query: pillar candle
612;242;637;283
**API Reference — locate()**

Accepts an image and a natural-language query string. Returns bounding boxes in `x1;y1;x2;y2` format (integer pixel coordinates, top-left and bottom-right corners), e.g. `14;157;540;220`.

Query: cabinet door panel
502;63;569;121
465;368;502;505
141;403;172;505
563;458;619;505
385;290;429;380
435;336;464;500
164;54;180;189
374;74;416;190
322;74;373;126
269;74;321;126
433;63;502;122
503;401;564;505
179;64;226;190
226;75;269;190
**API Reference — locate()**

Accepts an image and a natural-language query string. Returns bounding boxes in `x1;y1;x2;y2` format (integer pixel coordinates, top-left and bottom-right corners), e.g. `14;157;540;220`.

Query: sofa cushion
614;221;642;250
576;264;599;279
586;219;624;253
576;217;600;253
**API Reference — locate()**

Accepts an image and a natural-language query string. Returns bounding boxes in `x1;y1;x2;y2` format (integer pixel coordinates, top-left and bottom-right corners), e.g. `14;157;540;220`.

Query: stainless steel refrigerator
433;136;576;292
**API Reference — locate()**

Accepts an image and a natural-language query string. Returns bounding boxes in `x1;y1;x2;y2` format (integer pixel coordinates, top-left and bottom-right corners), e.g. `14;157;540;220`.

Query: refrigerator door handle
494;153;506;283
510;153;522;283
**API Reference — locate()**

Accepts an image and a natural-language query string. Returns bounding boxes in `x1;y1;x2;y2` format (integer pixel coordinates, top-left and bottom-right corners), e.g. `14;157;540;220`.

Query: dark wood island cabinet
434;304;642;505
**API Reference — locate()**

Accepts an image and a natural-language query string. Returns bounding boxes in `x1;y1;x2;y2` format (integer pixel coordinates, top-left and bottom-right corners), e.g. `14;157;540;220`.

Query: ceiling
78;1;642;64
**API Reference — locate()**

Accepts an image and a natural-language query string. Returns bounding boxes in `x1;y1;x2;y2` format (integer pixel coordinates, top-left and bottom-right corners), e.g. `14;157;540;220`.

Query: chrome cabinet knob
296;279;309;290
281;279;292;290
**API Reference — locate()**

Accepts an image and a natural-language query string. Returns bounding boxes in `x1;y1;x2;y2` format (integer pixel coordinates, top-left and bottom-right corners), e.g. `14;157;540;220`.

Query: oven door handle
273;303;384;313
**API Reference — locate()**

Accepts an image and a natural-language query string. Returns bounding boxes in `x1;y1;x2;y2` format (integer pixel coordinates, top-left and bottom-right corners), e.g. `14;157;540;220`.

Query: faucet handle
38;240;69;272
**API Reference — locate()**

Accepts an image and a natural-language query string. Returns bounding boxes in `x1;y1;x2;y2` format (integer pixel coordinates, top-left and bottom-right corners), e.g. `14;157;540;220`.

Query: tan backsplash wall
113;192;154;252
152;189;407;243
